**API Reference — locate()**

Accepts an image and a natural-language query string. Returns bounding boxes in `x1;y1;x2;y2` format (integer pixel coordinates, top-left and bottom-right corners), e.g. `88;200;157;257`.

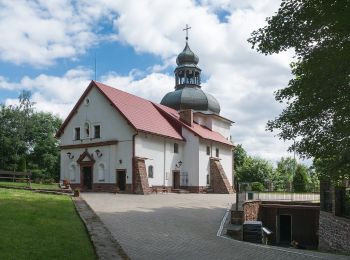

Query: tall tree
0;92;62;180
272;157;297;191
248;0;350;180
236;156;274;185
293;164;309;192
233;144;247;172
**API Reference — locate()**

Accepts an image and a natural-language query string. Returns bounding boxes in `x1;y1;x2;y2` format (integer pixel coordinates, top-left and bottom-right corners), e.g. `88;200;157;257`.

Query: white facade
59;84;234;192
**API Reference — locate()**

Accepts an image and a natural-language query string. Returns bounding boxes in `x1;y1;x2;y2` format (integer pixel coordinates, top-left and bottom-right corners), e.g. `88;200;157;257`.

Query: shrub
251;182;265;192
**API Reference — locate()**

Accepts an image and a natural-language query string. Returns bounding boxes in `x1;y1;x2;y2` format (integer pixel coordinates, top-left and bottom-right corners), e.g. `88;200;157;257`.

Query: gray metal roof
176;42;199;66
160;86;221;114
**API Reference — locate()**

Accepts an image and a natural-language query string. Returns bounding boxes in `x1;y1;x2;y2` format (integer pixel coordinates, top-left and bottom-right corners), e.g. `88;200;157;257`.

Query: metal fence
243;191;320;202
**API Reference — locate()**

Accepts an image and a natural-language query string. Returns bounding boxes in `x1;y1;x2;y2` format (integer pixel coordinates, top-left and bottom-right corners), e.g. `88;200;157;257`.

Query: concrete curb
72;197;130;260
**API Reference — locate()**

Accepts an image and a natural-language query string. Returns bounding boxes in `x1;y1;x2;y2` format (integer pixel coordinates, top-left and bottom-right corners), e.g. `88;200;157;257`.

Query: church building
56;37;235;194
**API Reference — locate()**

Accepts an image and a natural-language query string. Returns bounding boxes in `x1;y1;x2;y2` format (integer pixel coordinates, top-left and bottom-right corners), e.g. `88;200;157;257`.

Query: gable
58;84;135;146
57;81;183;141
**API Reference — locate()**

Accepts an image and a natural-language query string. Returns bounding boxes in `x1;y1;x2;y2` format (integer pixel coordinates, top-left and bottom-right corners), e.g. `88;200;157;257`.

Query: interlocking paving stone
83;193;349;260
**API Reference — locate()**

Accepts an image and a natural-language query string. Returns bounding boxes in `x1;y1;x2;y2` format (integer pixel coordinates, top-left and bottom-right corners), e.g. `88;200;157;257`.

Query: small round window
85;98;90;106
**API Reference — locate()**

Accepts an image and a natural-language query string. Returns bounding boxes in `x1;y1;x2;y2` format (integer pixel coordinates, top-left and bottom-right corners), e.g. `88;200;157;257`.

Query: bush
251;182;265;192
293;165;309;192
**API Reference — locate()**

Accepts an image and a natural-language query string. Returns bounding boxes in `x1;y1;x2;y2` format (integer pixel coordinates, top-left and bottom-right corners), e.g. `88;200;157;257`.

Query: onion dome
176;42;199;65
161;87;221;114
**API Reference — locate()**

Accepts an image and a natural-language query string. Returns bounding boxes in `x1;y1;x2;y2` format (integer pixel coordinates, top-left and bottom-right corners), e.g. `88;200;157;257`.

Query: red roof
57;81;233;146
153;103;233;146
95;82;183;140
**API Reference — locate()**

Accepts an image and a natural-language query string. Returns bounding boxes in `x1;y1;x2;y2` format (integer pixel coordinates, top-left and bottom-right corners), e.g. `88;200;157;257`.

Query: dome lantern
161;26;221;114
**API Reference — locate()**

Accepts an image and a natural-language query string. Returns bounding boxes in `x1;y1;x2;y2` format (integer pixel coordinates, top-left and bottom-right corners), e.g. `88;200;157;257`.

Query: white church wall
215;143;233;185
193;114;212;130
60;87;134;146
60;144;119;184
182;128;199;187
135;133;183;187
198;141;211;187
60;86;135;184
193;113;231;140
115;141;133;184
211;118;231;140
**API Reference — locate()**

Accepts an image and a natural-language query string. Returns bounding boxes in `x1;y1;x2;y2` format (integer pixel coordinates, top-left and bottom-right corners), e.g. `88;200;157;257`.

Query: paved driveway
83;193;347;260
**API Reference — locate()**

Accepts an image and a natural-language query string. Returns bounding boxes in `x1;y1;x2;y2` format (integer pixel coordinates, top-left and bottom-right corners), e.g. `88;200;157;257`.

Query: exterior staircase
172;188;190;194
210;158;234;194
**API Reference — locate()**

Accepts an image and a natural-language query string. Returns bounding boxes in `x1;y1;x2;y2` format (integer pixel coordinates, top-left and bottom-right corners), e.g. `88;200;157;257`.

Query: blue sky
0;0;297;162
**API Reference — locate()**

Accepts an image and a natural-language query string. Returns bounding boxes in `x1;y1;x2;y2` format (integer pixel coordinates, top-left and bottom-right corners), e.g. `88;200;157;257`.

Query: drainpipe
132;132;138;193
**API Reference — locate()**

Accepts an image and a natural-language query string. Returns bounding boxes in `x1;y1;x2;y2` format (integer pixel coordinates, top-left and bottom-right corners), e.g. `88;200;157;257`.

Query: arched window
148;165;154;178
69;164;76;181
98;163;105;181
84;122;90;138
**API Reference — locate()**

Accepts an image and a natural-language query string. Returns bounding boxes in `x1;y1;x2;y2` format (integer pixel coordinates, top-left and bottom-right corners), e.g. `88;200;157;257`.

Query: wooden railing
0;170;32;186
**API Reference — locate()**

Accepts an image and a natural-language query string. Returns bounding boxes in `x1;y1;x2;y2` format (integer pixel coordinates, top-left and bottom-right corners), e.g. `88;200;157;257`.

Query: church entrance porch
77;149;96;192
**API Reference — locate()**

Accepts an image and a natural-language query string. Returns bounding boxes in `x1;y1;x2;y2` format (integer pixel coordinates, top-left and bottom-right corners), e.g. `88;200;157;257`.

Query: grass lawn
0;181;60;190
0;189;96;260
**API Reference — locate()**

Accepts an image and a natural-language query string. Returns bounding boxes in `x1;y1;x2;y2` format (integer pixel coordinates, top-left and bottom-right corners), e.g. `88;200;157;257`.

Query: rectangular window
206;146;210;156
206;174;210;185
74;127;80;140
216;148;219;157
94;125;101;138
174;143;179;153
148;165;154;178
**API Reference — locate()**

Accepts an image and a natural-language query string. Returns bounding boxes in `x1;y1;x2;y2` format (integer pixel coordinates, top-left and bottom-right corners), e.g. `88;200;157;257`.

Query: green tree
271;157;296;191
0;92;62;180
248;0;350;180
233;144;247;172
29;112;62;179
293;164;309;192
236;156;274;186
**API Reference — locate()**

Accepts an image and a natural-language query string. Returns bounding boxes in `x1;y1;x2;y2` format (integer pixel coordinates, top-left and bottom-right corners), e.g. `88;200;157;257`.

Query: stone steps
172;189;190;194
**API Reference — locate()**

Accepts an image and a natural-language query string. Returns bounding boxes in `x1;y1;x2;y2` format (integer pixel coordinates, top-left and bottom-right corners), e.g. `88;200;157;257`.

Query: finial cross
183;24;191;41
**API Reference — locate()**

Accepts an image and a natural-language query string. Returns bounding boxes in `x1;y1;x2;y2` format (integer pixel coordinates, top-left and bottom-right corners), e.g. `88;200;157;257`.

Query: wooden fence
0;170;32;185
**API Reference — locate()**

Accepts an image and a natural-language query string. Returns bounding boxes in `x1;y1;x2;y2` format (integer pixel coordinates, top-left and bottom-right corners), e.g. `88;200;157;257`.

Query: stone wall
319;211;350;254
243;200;261;221
209;158;234;194
133;157;151;195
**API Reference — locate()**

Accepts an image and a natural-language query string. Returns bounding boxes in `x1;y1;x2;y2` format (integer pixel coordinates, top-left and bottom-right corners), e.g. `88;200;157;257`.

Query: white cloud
0;0;298;162
0;0;99;66
1;67;92;116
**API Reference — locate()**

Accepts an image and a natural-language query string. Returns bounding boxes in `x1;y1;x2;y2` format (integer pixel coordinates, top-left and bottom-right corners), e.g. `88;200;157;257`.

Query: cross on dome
183;24;191;41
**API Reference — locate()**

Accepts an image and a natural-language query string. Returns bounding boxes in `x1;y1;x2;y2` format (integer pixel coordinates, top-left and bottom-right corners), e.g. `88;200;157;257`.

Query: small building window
94;125;101;138
74;127;80;140
206;174;210;185
84;122;90;138
148;165;154;178
174;143;179;153
206;146;210;156
216;148;219;157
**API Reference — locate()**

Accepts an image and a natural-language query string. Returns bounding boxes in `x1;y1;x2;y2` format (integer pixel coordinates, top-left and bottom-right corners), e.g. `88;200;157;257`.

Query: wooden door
117;170;126;191
173;171;180;189
82;166;93;190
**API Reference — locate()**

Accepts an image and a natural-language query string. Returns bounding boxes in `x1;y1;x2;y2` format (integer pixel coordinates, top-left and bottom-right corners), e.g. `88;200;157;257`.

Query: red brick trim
60;140;118;150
